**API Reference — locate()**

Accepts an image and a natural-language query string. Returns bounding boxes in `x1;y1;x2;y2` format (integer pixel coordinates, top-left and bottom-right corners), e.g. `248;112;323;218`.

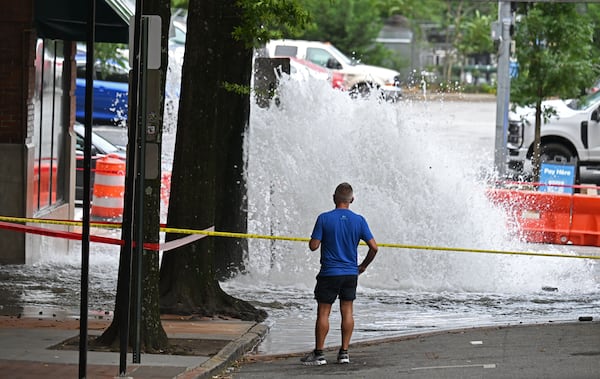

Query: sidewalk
0;315;267;379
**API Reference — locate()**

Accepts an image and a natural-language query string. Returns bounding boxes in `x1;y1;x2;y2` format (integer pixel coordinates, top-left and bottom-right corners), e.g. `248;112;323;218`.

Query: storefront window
32;39;67;212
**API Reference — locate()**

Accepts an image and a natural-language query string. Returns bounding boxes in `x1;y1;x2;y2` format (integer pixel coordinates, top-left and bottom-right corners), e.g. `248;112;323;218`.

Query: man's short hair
334;182;354;203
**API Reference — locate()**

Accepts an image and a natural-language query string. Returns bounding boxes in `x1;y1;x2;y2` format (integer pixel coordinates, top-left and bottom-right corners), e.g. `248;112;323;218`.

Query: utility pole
494;1;513;178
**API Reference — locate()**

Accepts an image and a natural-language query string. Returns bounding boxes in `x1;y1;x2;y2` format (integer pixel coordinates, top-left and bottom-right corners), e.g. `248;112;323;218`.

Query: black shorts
314;275;358;304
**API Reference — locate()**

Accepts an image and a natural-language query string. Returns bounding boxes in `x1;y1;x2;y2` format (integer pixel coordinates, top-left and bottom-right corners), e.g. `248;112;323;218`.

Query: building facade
0;0;130;264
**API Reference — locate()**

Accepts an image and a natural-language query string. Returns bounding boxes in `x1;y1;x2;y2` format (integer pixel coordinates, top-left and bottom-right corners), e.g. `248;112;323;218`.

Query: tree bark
213;0;251;280
159;0;265;322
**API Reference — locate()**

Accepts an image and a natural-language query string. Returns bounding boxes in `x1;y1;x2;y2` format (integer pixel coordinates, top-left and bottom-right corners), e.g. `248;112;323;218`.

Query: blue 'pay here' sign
539;163;576;194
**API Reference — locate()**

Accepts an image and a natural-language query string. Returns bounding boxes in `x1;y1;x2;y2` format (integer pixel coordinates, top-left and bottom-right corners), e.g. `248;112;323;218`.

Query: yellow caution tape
1;215;599;260
0;215;119;229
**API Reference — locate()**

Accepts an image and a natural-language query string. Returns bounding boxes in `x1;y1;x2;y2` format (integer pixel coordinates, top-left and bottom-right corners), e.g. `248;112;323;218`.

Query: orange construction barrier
569;194;600;246
161;171;171;209
33;159;57;208
487;188;600;247
91;155;126;221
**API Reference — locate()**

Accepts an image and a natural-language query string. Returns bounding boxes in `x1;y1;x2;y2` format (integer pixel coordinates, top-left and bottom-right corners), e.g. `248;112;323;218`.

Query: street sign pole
494;1;512;178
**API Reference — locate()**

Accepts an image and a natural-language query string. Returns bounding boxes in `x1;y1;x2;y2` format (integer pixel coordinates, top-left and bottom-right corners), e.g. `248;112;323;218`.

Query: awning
35;0;134;43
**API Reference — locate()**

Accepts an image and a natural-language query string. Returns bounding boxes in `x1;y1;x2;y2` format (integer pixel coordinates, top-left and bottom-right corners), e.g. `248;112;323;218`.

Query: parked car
74;123;126;202
587;78;600;95
75;51;129;125
264;39;402;100
287;56;344;89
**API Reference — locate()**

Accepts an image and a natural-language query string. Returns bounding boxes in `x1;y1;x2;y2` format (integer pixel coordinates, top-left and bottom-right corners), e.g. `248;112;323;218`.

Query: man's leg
339;300;354;350
316;302;332;350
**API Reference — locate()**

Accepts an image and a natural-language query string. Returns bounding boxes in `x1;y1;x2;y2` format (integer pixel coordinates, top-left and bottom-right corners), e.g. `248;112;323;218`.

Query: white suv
264;39;402;100
507;91;600;178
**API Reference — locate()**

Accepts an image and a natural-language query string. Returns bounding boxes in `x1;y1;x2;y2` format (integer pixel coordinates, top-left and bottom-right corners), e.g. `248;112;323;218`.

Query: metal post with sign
117;0;142;372
80;0;96;377
133;14;162;364
119;6;162;370
493;1;513;178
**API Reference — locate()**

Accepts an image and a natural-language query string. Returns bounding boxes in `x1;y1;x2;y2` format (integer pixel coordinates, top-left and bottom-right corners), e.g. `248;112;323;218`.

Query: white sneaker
337;350;350;364
301;350;327;366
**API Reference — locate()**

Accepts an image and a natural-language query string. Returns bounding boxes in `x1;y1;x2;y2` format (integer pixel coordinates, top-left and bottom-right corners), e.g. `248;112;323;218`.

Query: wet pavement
229;321;600;379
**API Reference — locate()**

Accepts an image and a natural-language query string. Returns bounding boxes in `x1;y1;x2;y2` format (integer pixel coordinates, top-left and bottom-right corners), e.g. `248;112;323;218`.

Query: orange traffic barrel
91;155;125;221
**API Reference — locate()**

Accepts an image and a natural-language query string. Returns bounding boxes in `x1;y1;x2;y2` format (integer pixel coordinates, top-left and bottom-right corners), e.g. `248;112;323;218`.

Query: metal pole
119;0;143;373
80;0;95;377
133;16;149;364
494;1;512;178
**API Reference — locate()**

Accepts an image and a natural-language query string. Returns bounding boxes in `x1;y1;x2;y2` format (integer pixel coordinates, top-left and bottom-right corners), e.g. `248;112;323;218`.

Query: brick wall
0;2;34;144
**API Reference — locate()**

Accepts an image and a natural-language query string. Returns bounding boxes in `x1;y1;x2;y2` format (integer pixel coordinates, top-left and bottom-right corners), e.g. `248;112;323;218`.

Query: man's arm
358;238;378;274
309;238;320;251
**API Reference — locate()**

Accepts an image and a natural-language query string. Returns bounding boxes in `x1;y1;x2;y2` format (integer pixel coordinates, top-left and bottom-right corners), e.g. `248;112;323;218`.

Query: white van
264;39;402;100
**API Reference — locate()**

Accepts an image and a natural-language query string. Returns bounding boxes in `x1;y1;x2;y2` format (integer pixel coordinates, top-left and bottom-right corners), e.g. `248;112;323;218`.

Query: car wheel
539;143;577;165
349;83;371;99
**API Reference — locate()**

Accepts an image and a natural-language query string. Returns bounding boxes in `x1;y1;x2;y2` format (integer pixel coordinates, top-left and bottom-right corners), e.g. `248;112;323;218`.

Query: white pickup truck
507;91;600;178
263;39;402;100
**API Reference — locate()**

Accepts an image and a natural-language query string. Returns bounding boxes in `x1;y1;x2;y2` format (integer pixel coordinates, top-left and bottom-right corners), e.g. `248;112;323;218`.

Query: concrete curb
176;323;269;379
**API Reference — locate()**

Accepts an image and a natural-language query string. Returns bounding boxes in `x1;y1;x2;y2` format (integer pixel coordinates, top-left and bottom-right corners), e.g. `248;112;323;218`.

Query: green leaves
93;43;128;81
233;0;310;47
457;10;494;57
512;3;599;106
293;0;387;66
510;3;600;181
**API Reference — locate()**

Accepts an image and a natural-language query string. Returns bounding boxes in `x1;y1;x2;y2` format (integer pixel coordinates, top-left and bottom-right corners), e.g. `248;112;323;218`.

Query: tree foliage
291;0;391;66
375;0;444;21
170;0;310;48
297;0;383;49
586;3;600;56
456;9;494;58
511;3;599;180
234;0;310;46
93;42;128;80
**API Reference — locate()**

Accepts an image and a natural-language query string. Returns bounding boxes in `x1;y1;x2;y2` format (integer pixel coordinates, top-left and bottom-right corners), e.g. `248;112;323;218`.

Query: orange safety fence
488;183;600;246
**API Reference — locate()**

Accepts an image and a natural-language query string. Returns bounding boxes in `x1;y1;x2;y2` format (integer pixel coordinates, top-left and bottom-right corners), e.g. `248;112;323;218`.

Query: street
226;322;600;379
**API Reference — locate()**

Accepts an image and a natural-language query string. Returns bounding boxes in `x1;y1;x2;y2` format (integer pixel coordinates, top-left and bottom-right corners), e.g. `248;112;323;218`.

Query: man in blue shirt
301;182;378;366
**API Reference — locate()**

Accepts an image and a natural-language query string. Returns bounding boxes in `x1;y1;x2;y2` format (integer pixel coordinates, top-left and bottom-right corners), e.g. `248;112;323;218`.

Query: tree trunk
213;1;251;280
159;0;266;322
96;0;170;352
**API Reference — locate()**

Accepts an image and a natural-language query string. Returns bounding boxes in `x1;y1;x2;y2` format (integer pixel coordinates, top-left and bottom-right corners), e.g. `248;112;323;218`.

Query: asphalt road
227;322;600;379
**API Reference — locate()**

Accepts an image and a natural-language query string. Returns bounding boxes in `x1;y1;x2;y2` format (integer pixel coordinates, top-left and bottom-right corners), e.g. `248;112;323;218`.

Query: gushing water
236;76;597;293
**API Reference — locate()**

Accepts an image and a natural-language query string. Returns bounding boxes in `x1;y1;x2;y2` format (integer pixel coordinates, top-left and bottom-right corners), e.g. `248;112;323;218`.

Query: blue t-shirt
311;208;374;277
